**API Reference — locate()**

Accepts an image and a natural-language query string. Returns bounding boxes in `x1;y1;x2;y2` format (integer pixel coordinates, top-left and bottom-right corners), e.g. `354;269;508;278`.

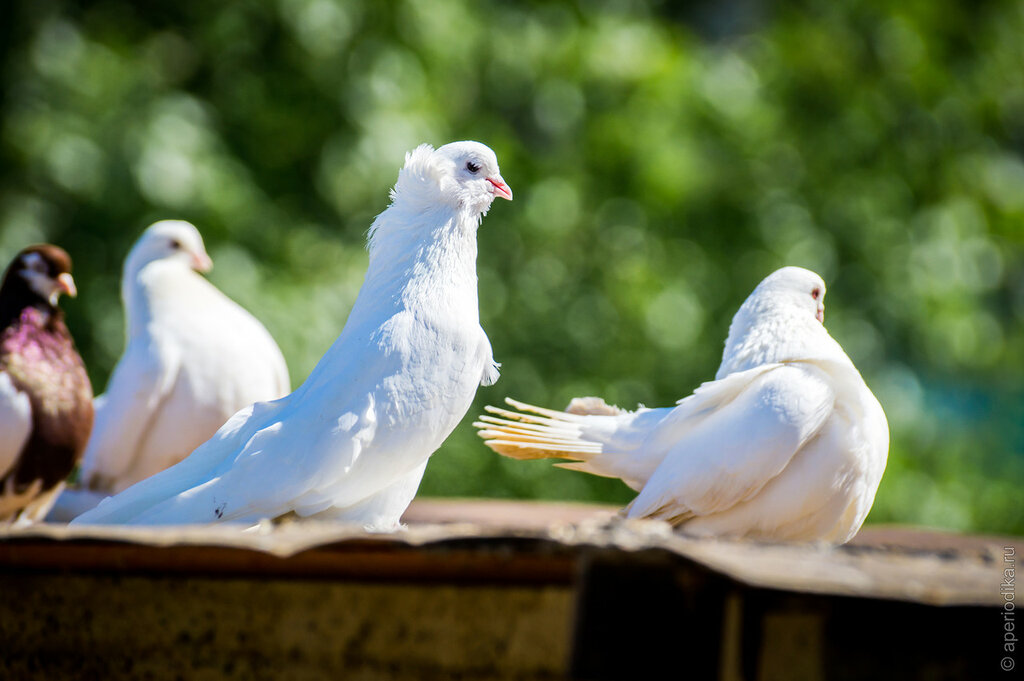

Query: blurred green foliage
1;0;1021;533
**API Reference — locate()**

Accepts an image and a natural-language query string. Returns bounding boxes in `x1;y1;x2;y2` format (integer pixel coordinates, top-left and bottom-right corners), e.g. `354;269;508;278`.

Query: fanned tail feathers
474;397;606;463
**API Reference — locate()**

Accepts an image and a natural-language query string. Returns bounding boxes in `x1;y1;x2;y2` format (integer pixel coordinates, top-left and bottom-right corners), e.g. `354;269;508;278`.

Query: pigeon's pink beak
487;176;513;201
55;272;77;298
192;251;213;273
816;307;825;324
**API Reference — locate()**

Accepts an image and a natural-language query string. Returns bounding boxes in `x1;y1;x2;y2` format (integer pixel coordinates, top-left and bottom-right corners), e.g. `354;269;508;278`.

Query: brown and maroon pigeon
0;245;93;524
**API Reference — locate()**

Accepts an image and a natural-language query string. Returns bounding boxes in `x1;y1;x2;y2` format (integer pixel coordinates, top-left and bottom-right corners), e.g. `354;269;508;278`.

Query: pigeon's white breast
368;306;488;451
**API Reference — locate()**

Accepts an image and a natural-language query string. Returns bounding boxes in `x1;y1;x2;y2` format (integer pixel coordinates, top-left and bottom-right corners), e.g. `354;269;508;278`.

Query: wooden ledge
0;498;1016;607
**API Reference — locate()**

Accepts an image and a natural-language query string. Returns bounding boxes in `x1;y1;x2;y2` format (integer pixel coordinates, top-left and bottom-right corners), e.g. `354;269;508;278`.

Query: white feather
74;141;511;529
0;371;31;481
478;266;889;544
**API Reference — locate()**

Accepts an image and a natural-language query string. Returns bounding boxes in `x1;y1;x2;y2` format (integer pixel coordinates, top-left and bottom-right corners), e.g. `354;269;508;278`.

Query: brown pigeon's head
1;244;77;310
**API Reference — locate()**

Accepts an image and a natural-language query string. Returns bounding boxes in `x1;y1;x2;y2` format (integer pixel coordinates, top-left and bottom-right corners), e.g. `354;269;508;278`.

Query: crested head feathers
390;143;445;208
369;141;510;256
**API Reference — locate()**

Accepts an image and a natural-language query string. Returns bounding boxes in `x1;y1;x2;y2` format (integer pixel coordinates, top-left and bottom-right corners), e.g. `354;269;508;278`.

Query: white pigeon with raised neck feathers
477;267;889;544
76;220;290;496
74;141;511;528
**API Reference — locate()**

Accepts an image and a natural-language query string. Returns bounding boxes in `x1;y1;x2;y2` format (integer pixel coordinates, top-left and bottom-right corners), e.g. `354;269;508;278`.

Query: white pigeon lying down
477;267;889;544
74;141;512;529
70;220;290;504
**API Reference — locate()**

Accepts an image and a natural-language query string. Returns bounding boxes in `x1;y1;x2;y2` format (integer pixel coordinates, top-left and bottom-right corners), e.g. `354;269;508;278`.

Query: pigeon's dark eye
170;239;181;250
811;288;821;300
466;161;481;174
21;254;45;273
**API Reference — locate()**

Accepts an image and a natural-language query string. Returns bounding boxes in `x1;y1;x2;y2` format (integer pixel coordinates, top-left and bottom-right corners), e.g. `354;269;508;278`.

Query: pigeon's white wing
79;340;179;486
124;392;378;525
74;396;284;524
627;363;835;522
128;335;447;526
0;371;31;479
557;365;782;488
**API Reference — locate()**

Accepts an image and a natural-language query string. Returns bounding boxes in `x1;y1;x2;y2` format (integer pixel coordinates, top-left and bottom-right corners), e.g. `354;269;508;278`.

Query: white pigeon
477;267;889;544
76;220;291;496
73;141;512;529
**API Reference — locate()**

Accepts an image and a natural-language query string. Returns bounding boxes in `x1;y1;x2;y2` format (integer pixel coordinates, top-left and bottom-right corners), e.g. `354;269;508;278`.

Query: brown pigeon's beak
192;251;213;273
56;272;77;298
487;175;513;201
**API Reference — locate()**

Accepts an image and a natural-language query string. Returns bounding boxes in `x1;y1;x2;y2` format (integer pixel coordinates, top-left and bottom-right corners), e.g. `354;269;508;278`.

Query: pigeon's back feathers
625;362;836;523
